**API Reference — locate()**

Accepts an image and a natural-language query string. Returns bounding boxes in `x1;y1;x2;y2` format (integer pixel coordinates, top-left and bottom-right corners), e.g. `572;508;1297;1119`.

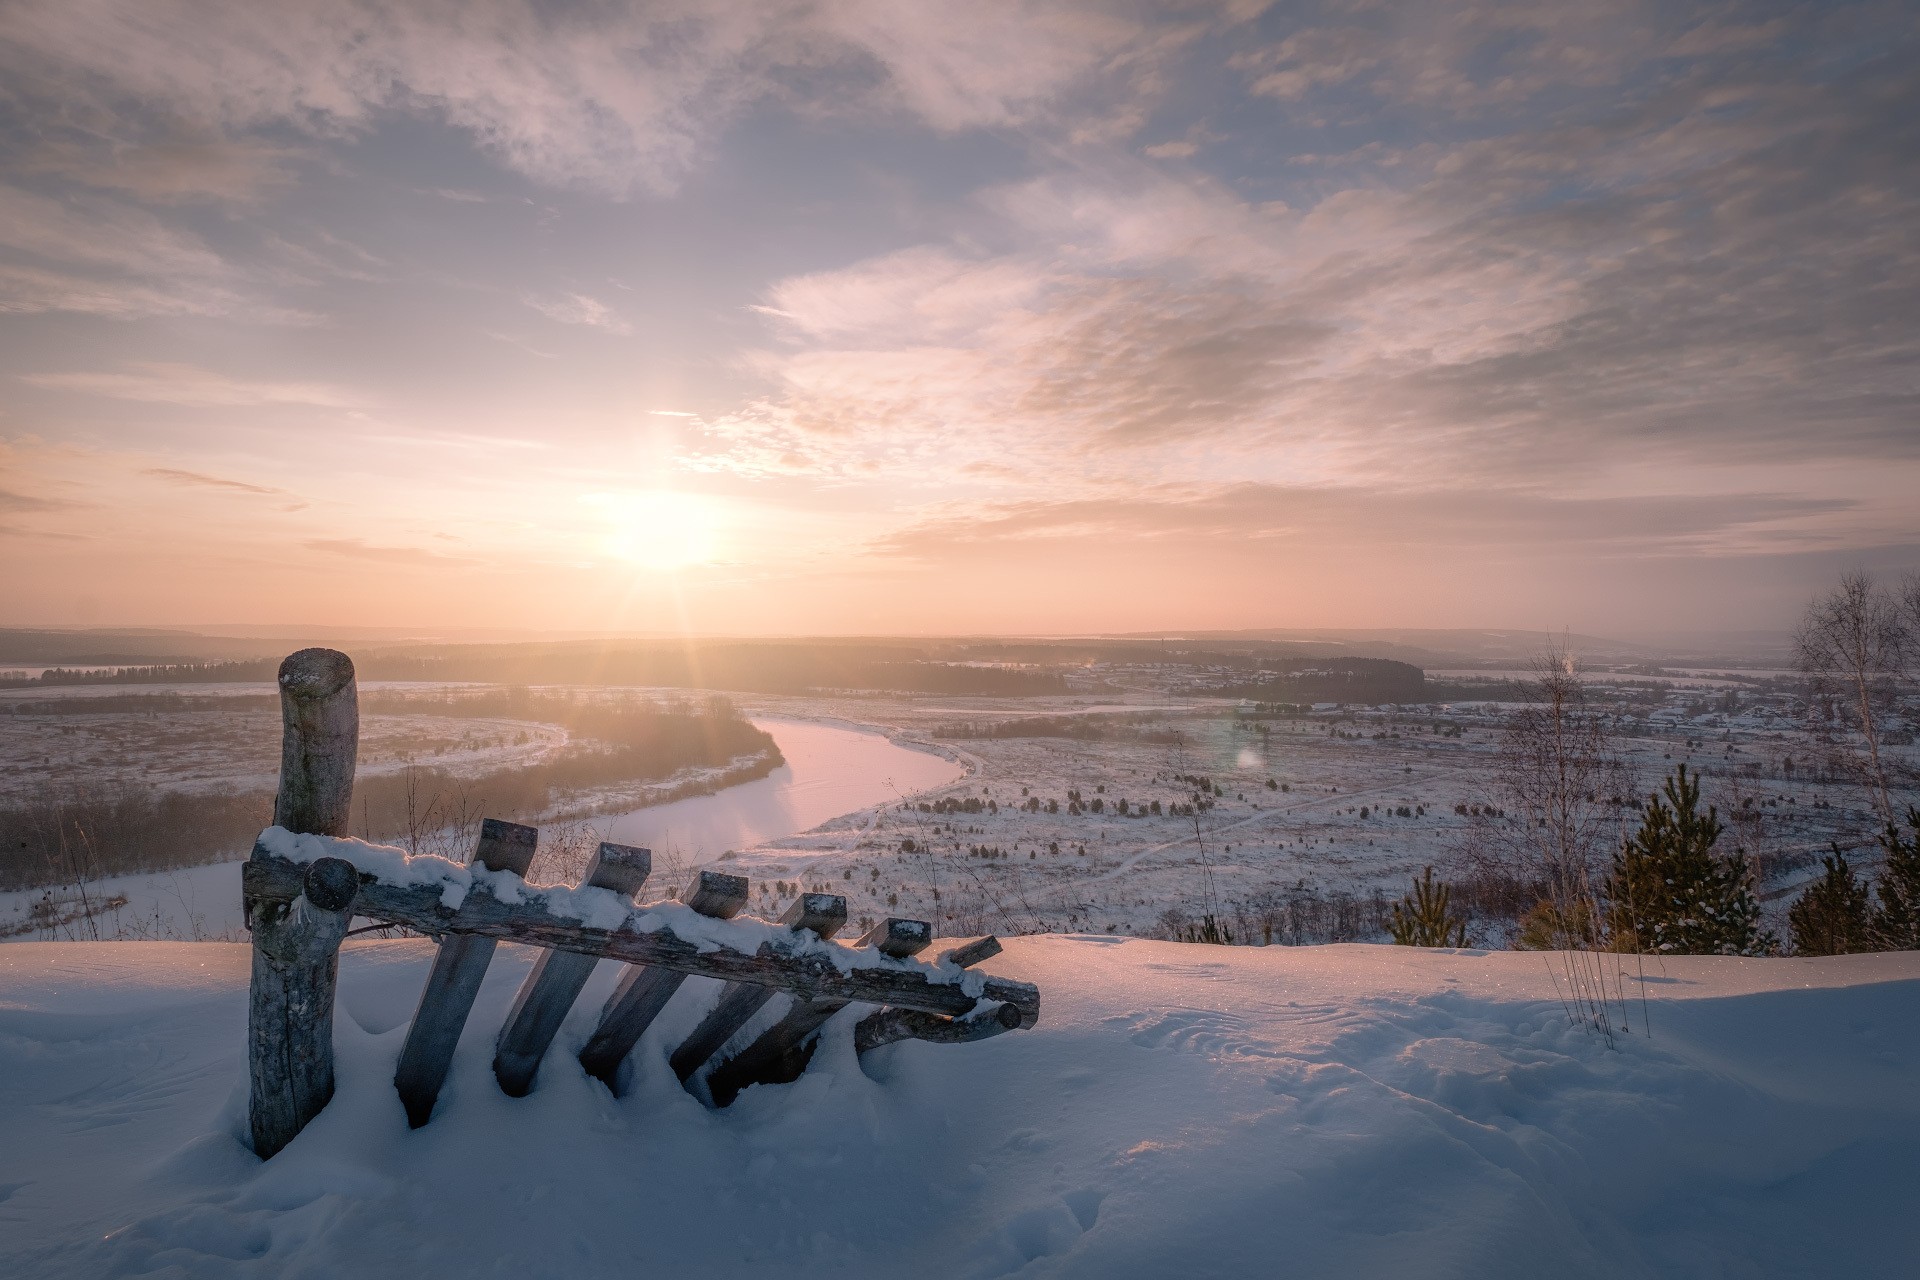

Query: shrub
1514;896;1598;951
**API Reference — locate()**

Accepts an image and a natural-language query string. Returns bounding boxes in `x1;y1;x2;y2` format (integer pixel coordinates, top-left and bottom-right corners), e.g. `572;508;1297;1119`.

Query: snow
253;827;976;984
2;938;1915;1278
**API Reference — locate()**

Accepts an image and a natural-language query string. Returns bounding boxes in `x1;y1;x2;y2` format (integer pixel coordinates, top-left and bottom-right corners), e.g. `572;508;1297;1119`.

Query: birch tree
1794;573;1910;824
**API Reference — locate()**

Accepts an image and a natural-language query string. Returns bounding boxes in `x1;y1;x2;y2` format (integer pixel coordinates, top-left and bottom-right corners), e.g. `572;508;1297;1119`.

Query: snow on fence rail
244;648;1039;1159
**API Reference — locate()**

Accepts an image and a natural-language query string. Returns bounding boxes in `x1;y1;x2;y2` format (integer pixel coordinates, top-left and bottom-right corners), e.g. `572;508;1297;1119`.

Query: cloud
21;363;365;409
0;183;227;277
0;183;317;320
524;292;633;334
141;468;285;495
705;6;1920;500
0;485;74;514
20;129;300;204
304;538;469;565
813;0;1166;134
877;483;1860;561
0;0;1237;196
0;523;86;540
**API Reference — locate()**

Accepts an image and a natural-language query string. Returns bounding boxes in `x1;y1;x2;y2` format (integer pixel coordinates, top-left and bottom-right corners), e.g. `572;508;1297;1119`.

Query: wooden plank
576;869;748;1088
244;852;1041;1025
937;935;1004;970
667;893;848;1082
392;819;539;1127
246;856;358;1158
706;917;931;1106
492;842;651;1098
854;1002;1025;1054
854;934;1011;1058
271;648;358;837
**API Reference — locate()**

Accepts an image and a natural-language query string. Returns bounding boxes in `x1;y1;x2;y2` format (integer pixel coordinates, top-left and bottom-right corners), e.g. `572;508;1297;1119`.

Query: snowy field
719;694;1895;944
0;937;1914;1278
7;684;1902;947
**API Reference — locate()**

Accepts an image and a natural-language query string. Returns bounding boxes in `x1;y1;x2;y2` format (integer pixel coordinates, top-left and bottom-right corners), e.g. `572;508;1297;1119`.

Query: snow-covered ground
0;937;1914;1278
8;688;1904;946
720;697;1895;943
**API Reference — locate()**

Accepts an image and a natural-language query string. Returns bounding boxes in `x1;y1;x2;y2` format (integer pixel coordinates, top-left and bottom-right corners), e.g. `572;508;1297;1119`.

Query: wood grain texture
576;869;749;1088
938;936;1004;970
853;1002;1025;1054
246;856;358;1159
493;843;651;1098
667;893;848;1082
392;820;539;1127
853;934;1017;1057
272;648;358;837
705;917;932;1106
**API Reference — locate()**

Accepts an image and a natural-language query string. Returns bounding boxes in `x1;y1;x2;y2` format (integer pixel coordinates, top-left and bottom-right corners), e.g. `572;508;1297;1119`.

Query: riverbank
0;716;962;942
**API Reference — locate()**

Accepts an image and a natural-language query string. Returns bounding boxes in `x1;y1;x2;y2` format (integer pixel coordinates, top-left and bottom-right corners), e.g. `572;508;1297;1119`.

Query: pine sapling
1788;847;1876;956
1873;806;1920;951
1606;764;1773;956
1388;866;1469;948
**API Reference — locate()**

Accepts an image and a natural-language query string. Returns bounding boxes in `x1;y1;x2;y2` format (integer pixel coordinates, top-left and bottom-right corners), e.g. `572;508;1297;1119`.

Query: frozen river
602;717;961;862
0;717;965;942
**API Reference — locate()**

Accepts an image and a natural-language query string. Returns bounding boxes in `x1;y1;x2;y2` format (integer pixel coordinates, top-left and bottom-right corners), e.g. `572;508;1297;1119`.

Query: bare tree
1498;643;1636;1039
1794;572;1910;824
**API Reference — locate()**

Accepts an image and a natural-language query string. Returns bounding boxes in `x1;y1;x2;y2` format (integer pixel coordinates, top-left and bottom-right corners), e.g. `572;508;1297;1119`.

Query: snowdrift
1;937;1916;1278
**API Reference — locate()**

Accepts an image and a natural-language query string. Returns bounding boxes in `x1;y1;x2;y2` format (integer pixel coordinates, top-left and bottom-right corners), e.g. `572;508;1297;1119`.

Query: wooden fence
245;648;1039;1158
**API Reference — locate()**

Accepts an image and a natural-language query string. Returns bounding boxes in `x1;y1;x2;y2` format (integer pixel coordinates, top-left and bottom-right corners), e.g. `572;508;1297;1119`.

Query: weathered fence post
706;916;931;1106
272;647;359;836
577;869;749;1090
668;892;847;1083
492;842;652;1098
246;647;361;1160
393;819;539;1127
247;857;359;1157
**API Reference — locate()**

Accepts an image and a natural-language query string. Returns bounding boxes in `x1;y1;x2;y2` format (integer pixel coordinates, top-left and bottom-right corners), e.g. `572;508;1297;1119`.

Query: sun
586;491;725;572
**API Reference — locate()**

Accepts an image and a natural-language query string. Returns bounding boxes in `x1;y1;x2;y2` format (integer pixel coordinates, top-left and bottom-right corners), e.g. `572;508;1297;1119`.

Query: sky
1;0;1916;638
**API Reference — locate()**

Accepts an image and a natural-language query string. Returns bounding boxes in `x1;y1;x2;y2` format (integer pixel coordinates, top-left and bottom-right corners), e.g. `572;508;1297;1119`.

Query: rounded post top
278;648;355;701
302;857;361;913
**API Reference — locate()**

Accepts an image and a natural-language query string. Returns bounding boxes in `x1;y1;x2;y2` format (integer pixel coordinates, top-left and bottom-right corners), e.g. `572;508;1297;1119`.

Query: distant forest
2;641;1067;697
0;691;779;891
1208;658;1428;705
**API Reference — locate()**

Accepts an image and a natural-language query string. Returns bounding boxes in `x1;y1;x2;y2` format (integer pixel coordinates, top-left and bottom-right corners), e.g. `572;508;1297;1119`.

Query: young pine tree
1788;848;1876;956
1606;764;1773;956
1388;866;1470;948
1873;806;1920;951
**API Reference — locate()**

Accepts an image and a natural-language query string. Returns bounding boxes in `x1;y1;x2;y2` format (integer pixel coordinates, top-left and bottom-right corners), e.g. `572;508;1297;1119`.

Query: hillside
1;938;1915;1278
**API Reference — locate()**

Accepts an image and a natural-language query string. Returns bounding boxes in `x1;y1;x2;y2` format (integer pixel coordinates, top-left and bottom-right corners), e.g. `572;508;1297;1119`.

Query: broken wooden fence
245;648;1039;1158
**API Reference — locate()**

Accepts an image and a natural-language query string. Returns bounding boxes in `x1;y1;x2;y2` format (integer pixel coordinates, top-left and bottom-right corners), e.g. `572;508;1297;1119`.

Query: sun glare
586;491;725;572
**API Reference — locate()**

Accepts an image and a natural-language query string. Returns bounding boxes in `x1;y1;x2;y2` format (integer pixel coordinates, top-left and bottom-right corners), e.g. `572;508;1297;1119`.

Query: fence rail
244;647;1039;1159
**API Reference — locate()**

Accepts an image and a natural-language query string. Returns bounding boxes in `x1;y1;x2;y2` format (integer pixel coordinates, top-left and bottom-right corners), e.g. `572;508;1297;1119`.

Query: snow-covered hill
2;938;1915;1278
